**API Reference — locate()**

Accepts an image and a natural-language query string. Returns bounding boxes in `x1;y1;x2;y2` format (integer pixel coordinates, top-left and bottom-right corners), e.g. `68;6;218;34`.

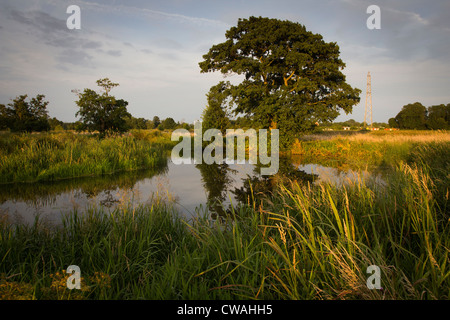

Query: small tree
201;82;231;135
388;117;398;128
74;78;130;135
49;117;65;131
152;116;161;129
0;94;50;132
160;117;177;130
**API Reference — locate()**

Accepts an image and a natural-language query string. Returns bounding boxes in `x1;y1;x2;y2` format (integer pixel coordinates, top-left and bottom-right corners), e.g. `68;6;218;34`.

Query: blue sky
1;0;449;124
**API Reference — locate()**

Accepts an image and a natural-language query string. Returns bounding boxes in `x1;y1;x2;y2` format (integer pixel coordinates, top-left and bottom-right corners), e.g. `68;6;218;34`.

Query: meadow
0;130;174;184
0;130;449;300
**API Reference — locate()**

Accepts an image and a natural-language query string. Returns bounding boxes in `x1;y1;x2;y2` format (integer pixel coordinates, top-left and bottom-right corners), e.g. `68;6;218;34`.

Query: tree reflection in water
196;157;318;220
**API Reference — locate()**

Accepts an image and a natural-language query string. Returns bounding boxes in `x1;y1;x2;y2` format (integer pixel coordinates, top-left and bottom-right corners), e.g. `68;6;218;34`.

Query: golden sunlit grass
290;130;450;169
0;270;112;300
0;130;448;300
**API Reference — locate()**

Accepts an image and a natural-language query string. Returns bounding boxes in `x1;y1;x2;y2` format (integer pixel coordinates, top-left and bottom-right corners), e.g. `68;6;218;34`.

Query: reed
258;161;449;299
0;132;448;300
0;131;172;184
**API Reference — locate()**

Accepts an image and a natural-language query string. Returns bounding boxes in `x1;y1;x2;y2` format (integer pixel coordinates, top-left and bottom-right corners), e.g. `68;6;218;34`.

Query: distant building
343;127;350;131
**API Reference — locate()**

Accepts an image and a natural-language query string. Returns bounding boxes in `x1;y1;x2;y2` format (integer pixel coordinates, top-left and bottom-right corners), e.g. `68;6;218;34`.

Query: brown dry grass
300;130;450;143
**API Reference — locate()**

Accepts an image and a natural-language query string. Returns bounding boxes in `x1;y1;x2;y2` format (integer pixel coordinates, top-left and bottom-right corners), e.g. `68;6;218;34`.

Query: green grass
0;131;174;184
0;130;448;300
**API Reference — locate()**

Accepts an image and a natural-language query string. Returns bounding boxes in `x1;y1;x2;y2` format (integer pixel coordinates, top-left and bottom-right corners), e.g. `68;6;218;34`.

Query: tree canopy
0;94;50;132
390;102;449;130
394;102;428;130
199;16;361;148
427;104;449;130
75;78;130;135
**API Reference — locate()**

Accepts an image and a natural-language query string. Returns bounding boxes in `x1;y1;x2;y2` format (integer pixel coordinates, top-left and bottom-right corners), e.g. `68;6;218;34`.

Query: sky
0;0;449;124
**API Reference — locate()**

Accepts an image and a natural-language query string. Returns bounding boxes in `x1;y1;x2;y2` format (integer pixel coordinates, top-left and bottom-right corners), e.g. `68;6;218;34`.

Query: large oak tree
199;16;361;148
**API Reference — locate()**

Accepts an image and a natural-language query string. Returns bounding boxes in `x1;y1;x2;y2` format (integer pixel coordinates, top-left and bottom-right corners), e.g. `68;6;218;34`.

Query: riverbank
0;130;175;184
1;132;448;300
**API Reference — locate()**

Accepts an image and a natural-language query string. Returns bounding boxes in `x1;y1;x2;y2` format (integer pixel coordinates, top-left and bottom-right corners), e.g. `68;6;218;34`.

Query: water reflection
196;162;236;217
196;157;318;219
0;155;384;225
0;165;168;225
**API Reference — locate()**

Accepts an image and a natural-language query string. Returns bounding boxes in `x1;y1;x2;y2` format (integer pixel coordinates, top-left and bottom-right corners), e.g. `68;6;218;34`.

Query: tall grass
0;131;173;184
259;161;449;299
291;130;450;169
1;131;448;300
1;159;448;299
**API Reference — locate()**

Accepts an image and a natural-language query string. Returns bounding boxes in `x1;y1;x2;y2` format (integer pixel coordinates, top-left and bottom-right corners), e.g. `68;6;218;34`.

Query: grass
0;130;175;184
0;130;448;300
290;130;450;169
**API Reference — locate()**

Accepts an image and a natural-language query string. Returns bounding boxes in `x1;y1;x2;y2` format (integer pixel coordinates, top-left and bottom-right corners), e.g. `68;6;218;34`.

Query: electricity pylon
364;71;373;129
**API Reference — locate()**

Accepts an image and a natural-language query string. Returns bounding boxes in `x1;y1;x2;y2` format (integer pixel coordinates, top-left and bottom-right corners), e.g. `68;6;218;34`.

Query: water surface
0;157;384;225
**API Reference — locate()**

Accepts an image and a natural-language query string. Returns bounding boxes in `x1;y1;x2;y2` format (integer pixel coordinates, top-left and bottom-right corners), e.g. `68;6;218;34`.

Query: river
0;156;383;225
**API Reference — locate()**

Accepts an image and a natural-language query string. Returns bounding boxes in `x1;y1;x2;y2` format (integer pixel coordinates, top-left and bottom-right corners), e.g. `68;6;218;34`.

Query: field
0;130;449;300
0;130;175;184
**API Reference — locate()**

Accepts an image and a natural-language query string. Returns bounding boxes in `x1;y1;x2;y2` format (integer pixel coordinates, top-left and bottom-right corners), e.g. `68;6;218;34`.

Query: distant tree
372;122;388;128
160;117;177;130
0;94;50;132
201;82;231;135
74;78;131;135
199;16;361;149
126;116;148;130
74;121;85;132
180;122;192;130
343;119;360;127
152;116;161;129
427;104;449;130
395;102;427;129
0;104;7;130
388;117;398;128
48;117;65;131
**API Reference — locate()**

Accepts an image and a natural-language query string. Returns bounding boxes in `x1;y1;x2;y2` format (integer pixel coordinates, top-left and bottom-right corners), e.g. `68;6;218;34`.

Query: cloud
56;49;94;67
79;1;229;29
154;38;183;50
106;50;122;57
141;48;153;54
9;9;66;32
82;41;103;49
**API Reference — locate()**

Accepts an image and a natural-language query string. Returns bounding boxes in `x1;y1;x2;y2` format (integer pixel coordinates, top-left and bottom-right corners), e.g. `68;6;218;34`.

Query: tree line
388;102;449;130
0;78;192;134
